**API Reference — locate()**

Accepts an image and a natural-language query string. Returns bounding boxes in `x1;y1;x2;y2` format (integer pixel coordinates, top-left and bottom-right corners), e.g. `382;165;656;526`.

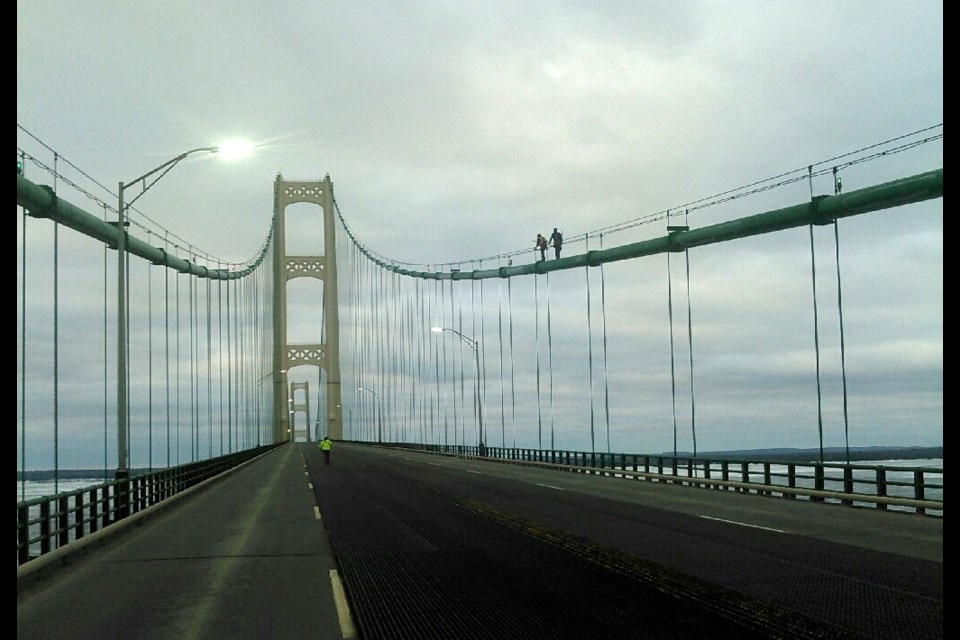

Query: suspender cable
471;268;477;444
391;271;401;440
546;271;555;450
53;154;60;493
217;266;223;455
206;276;213;458
667;216;679;457
457;274;467;444
225;265;231;453
535;271;543;449
147;237;154;470
834;219;851;463
809;223;825;462
599;233;611;454
354;259;363;441
497;259;506;447
125;237;132;468
176;273;181;464
683;211;697;458
19;154;28;500
420;279;428;444
189;259;196;460
450;275;459;445
377;268;386;442
807;165;825;461
104;209;110;479
232;277;239;451
479;261;486;447
585;234;596;454
165;235;171;465
508;267;516;448
833;169;852;464
440;279;449;447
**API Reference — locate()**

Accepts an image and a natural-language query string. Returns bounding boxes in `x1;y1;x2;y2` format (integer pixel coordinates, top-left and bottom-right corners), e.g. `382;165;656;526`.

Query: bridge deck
17;442;942;640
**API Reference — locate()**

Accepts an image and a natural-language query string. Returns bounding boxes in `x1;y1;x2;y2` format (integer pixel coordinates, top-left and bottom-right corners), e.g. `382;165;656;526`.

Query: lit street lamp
116;142;252;489
431;326;484;449
358;387;384;443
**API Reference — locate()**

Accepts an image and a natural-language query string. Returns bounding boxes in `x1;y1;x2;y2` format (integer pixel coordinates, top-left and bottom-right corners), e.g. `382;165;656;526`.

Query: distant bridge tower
272;175;342;443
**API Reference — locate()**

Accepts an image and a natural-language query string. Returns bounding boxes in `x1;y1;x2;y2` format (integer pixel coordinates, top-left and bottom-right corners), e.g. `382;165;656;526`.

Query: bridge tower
271;175;342;443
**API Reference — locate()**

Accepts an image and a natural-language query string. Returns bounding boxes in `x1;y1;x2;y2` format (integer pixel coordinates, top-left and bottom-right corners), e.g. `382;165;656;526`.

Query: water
17;476;107;503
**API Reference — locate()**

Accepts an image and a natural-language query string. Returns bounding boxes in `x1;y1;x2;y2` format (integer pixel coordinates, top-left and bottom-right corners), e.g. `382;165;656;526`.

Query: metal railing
384;443;943;517
16;444;281;567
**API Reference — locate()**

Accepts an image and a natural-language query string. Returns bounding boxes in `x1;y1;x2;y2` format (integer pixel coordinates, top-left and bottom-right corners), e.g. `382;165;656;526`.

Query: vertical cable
233;277;240;451
667;221;679;457
19;153;28;500
508;265;516;448
684;211;697;458
53;153;60;493
218;266;224;455
176;272;181;465
189;257;196;461
546;271;555;450
439;279;448;446
148;236;154;471
449;278;456;445
457;273;467;444
585;234;596;454
535;271;542;449
479;261;486;447
164;236;171;466
497;259;506;447
834;220;851;463
206;276;213;458
228;276;234;451
599;234;611;454
103;207;110;479
809;224;825;462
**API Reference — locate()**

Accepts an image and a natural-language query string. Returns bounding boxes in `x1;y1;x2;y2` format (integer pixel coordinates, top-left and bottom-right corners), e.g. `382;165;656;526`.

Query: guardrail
384;443;943;517
16;444;282;568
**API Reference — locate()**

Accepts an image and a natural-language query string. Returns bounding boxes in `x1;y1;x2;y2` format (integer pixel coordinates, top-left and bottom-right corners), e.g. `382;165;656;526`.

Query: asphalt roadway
17;442;942;640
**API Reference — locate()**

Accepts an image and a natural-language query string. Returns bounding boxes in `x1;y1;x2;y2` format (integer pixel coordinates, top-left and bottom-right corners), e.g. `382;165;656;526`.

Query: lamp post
431;326;484;449
116;142;252;489
358;387;383;443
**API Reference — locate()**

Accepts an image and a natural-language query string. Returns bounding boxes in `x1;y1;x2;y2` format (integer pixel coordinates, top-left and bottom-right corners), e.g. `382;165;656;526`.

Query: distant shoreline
664;445;943;463
16;445;942;481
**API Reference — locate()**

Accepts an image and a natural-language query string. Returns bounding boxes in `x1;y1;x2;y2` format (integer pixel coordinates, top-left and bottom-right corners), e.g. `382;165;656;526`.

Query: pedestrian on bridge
319;435;333;465
549;227;562;259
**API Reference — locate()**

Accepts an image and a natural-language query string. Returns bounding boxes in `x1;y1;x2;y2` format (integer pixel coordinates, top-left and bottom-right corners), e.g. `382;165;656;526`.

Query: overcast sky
18;1;942;469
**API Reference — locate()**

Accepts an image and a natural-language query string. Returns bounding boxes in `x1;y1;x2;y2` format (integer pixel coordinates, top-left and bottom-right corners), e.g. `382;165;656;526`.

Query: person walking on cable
535;233;548;262
549;228;563;259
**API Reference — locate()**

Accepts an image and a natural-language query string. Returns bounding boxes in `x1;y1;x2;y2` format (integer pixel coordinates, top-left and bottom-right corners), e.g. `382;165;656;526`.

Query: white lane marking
699;514;785;533
314;506;322;520
308;483;314;490
536;483;565;491
466;470;482;475
329;569;357;638
428;462;440;466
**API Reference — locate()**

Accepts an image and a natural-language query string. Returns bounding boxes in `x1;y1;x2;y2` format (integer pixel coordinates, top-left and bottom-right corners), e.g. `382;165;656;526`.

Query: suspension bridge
16;126;942;639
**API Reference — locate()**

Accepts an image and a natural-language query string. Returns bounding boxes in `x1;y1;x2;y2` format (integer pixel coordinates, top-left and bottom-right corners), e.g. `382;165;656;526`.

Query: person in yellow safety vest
319;436;332;465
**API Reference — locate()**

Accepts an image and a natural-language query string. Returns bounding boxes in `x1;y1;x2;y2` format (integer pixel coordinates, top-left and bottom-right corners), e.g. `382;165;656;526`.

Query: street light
358;387;383;443
116;142;253;486
431;326;484;449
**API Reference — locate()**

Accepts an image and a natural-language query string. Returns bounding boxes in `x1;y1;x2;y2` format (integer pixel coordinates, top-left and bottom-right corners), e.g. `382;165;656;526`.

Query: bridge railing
16;444;282;568
378;442;943;517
